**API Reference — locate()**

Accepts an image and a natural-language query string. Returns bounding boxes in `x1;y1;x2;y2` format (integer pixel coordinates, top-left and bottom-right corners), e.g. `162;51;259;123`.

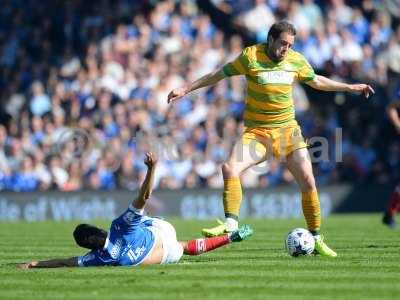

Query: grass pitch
0;214;399;300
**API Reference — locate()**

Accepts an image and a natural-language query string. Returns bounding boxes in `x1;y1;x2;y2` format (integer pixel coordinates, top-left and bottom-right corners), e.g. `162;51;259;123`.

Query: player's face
268;32;295;62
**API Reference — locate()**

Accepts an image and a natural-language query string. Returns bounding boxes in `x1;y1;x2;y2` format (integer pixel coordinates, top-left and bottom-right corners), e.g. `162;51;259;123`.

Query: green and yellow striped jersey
222;43;315;128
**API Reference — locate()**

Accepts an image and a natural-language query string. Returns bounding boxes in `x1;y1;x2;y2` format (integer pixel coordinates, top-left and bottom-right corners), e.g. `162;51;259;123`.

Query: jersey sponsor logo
110;239;123;259
256;71;294;84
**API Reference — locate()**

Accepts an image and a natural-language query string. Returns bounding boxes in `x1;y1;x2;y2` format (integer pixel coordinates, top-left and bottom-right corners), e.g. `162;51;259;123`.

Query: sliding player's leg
182;225;253;255
148;219;253;263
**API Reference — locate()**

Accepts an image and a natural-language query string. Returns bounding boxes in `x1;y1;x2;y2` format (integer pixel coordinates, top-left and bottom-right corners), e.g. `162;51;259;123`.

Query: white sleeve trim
128;204;144;215
103;232;110;250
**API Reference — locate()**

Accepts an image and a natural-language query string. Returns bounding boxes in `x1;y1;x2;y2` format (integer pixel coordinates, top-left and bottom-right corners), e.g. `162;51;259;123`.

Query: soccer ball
285;228;315;257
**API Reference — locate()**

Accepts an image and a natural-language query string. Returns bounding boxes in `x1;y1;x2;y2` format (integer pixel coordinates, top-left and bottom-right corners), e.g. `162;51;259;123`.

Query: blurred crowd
0;0;399;192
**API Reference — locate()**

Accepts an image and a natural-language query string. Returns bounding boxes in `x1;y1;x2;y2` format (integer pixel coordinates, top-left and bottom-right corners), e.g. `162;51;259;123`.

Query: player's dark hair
73;224;108;250
267;21;296;41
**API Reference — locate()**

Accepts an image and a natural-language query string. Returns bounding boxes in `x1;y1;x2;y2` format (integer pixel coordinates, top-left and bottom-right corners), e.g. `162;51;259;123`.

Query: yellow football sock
223;177;242;220
301;189;321;233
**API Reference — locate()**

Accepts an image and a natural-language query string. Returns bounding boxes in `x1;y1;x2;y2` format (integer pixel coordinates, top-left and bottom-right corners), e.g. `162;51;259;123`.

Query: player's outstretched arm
132;152;157;210
306;75;375;98
387;100;400;134
18;257;78;269
167;69;226;103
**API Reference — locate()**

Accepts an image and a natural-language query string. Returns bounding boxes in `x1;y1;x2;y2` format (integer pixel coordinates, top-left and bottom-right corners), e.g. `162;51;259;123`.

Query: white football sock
313;234;321;241
226;217;238;231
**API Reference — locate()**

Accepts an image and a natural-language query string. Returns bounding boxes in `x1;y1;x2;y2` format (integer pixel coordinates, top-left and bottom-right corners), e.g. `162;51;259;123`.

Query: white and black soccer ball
285;228;315;257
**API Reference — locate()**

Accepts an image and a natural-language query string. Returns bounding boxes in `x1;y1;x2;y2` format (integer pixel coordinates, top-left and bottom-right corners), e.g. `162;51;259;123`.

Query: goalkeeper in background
168;21;374;257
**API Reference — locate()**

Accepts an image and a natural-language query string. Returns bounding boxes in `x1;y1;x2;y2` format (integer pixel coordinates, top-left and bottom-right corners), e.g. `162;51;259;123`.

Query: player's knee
222;162;239;178
221;163;231;177
301;175;316;191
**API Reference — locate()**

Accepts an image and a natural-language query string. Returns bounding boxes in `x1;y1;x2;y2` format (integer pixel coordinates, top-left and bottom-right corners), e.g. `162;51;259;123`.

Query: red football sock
388;186;400;216
184;235;231;255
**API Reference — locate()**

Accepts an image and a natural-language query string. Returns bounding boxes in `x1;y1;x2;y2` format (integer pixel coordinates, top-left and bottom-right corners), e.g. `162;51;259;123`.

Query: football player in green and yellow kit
168;21;374;257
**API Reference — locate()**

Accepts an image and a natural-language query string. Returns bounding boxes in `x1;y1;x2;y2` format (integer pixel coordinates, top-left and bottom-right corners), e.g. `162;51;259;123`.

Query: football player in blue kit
19;153;253;269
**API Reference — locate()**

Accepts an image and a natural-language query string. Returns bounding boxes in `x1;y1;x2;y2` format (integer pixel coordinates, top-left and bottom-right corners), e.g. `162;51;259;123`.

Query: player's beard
267;44;286;62
275;48;287;61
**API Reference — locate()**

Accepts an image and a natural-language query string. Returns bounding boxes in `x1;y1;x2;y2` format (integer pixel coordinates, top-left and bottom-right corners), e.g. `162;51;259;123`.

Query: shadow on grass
338;244;400;250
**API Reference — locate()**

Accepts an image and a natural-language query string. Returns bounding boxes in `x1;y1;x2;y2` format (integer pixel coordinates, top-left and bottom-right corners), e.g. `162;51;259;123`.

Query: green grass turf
0;214;399;300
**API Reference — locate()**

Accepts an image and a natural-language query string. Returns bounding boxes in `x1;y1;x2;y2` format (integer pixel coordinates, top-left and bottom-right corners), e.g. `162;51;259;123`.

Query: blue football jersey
78;205;156;267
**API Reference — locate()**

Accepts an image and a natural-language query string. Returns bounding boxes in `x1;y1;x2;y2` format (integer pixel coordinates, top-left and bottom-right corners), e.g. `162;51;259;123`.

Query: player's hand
349;84;375;98
167;87;188;104
144;152;157;168
18;261;38;269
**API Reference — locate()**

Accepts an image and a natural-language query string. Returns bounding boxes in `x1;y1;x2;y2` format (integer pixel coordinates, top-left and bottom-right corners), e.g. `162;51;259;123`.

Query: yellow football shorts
241;126;308;160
